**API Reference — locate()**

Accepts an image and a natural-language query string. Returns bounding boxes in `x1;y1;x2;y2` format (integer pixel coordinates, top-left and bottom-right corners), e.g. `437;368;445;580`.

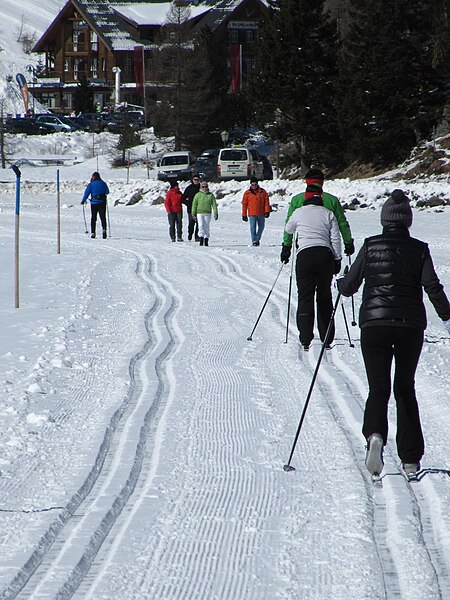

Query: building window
229;29;238;44
64;58;69;72
246;29;256;43
74;58;80;80
124;54;133;74
91;58;98;78
63;93;73;109
40;92;56;109
73;31;79;52
90;30;98;52
244;58;256;74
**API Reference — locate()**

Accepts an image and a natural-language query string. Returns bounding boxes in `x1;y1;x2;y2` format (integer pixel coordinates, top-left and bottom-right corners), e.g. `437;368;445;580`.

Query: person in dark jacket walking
337;190;450;479
284;184;342;350
164;180;183;242
182;175;200;241
81;171;109;239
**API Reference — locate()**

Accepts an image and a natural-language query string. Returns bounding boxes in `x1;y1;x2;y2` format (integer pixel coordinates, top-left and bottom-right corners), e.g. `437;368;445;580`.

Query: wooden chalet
31;0;270;115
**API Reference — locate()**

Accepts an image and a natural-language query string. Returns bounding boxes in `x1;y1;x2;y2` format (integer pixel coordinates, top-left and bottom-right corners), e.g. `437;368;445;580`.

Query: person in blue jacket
81;172;110;238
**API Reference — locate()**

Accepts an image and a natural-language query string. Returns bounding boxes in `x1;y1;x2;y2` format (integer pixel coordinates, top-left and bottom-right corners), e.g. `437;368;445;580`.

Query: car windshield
161;156;189;166
220;150;247;161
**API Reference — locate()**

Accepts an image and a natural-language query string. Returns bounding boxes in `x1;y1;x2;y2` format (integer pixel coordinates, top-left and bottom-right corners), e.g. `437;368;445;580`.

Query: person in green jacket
280;168;354;264
192;181;218;247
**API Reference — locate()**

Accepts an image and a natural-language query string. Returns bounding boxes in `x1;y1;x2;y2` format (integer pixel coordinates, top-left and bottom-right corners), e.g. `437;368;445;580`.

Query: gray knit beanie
380;189;412;228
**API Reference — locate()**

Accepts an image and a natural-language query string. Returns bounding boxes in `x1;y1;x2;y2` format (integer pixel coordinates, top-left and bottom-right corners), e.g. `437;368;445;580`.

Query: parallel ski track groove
136;252;279;600
319;350;448;599
328;352;450;599
1;251;179;600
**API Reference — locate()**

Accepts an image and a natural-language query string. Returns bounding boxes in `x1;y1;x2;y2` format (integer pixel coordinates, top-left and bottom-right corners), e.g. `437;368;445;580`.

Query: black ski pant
295;247;335;347
361;326;424;464
168;211;182;240
187;212;199;240
91;203;107;235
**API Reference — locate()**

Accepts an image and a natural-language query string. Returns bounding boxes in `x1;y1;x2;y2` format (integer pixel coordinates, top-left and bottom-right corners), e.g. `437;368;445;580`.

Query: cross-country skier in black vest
337;190;450;480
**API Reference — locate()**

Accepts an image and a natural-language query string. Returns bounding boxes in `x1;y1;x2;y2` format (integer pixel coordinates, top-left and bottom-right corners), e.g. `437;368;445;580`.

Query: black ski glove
344;239;355;256
264;212;270;218
242;216;248;222
334;259;342;275
280;244;291;264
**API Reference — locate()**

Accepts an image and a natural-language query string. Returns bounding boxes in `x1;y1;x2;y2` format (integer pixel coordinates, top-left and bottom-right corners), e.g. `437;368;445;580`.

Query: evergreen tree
73;76;95;114
250;0;341;171
336;0;441;167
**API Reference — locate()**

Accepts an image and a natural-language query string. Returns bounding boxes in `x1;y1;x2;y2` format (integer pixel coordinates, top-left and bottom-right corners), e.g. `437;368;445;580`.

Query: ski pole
247;263;284;341
106;200;111;238
82;204;88;234
341;302;355;348
283;287;344;472
284;236;297;344
348;256;356;326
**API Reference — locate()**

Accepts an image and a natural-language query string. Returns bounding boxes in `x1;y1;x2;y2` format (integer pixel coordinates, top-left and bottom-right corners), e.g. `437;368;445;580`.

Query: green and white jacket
192;191;218;217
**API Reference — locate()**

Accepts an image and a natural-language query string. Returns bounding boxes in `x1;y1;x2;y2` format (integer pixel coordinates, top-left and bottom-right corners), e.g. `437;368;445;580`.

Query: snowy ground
0;144;449;599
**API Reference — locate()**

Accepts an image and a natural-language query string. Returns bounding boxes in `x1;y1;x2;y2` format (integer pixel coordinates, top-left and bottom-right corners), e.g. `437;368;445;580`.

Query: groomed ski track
0;197;449;599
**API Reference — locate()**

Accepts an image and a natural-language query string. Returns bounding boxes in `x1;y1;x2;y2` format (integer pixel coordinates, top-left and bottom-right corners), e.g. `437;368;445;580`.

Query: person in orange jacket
164;179;184;242
241;177;271;246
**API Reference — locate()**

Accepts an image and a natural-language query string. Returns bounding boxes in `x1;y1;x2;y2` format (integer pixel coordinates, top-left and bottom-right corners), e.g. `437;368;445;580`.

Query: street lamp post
275;109;282;178
26;64;36;115
221;130;229;147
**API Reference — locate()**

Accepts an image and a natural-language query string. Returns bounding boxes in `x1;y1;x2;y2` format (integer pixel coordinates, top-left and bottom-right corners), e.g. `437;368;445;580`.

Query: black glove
242;216;248;222
264;212;270;218
344;239;355;256
280;244;291;264
334;259;342;275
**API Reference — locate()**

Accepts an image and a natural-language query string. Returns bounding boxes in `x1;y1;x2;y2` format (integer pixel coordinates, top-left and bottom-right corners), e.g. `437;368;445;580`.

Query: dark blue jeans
361;326;424;463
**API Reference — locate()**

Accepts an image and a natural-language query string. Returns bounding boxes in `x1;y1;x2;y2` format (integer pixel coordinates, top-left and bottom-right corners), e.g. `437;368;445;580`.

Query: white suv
157;151;197;181
217;147;264;181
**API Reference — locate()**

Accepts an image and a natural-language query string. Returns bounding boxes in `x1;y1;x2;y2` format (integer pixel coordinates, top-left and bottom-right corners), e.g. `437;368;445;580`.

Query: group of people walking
164;178;218;246
81;167;450;480
163;175;271;247
280;168;450;480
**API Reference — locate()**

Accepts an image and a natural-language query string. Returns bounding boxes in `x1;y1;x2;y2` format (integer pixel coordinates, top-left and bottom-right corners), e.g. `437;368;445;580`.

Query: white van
217;147;264;181
157;151;197;181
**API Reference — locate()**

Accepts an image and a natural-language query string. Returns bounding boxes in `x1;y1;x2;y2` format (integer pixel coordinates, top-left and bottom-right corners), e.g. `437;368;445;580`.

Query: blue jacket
81;179;109;205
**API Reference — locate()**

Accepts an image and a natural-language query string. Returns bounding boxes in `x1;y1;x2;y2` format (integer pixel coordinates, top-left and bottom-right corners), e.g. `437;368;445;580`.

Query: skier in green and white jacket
280;168;354;266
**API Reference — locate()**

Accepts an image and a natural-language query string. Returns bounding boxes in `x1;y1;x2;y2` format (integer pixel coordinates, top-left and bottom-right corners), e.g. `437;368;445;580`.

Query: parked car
35;114;81;132
217;146;264;181
157;151;197;181
4;117;53;135
196;148;219;181
261;155;273;180
74;113;107;132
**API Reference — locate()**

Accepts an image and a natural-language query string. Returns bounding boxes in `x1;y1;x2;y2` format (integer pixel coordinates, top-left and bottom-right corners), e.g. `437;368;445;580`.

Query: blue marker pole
12;165;21;308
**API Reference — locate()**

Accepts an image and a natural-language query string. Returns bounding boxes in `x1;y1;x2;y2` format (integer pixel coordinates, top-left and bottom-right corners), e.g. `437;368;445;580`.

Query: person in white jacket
284;184;342;350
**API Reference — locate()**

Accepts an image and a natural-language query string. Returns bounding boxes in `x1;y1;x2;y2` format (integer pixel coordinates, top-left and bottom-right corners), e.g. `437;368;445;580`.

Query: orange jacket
242;186;271;217
165;187;183;213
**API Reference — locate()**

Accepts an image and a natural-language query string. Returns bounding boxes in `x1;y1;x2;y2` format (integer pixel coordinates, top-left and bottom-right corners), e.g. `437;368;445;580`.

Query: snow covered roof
112;3;212;27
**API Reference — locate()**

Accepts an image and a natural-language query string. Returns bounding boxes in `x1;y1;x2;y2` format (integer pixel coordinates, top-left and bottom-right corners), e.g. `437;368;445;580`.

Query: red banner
229;44;241;94
134;46;144;96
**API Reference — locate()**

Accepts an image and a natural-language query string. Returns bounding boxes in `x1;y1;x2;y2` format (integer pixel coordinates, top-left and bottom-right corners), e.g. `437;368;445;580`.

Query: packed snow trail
0;190;449;599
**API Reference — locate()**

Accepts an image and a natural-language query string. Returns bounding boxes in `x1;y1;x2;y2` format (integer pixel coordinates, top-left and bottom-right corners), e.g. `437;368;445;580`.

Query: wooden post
127;151;130;184
12;165;21;308
56;169;61;254
146;147;149;179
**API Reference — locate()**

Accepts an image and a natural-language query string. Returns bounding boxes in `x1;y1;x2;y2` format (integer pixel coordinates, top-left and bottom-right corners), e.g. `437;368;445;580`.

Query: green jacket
283;191;352;247
192;191;218;217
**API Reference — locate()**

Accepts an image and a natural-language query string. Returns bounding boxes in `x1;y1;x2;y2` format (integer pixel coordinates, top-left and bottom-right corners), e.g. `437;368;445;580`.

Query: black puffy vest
360;232;428;328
